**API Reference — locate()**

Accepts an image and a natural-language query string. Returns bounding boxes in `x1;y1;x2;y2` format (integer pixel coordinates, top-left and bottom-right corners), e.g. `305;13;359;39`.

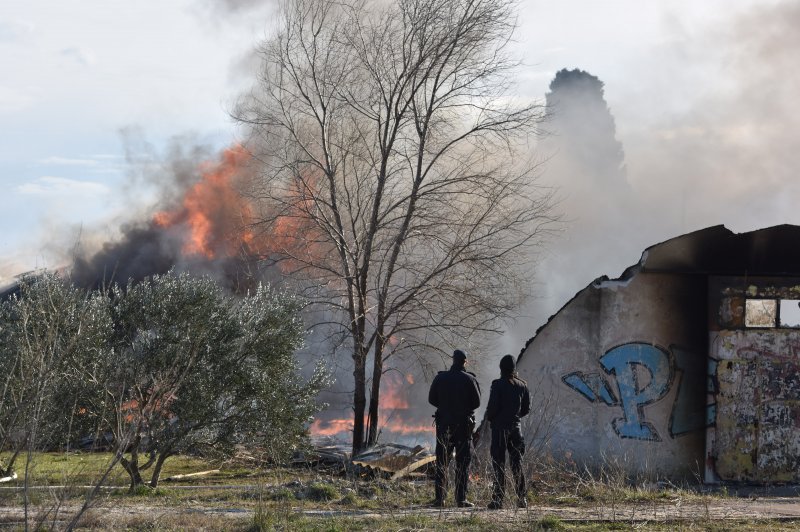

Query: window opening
745;299;777;328
779;299;800;327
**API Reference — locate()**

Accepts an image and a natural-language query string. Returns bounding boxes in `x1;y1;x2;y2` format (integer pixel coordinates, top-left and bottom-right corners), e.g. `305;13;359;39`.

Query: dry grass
1;452;799;530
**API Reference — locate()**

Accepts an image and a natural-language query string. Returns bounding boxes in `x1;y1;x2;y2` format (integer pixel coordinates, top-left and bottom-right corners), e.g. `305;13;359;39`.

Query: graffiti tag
562;342;704;441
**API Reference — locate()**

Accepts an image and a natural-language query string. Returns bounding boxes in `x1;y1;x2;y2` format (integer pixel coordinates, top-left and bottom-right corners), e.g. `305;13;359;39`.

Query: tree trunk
119;448;144;491
366;341;384;447
0;448;21;477
352;352;367;455
149;452;171;489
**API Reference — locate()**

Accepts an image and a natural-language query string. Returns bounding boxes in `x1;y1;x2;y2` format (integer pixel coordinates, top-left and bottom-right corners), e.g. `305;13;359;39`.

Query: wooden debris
163;469;220;481
389;455;436;480
352;443;434;479
293;439;434;479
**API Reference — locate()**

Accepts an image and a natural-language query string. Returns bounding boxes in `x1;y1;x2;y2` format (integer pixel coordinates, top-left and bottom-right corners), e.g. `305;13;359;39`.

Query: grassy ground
2;452;800;530
1;451;218;486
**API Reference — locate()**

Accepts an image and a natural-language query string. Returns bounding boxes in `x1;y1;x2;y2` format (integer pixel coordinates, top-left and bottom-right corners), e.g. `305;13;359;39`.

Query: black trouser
434;422;472;503
490;426;526;503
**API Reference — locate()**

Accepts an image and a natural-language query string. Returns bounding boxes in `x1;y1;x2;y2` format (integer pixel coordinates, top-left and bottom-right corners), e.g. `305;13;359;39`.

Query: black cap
500;354;515;373
453;349;467;363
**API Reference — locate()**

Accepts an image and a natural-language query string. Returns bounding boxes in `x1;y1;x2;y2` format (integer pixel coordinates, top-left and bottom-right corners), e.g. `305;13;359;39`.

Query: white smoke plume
501;1;800;353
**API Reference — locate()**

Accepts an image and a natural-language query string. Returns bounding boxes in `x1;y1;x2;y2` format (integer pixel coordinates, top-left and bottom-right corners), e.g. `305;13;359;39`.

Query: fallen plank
163;469;220;481
390;455;436;480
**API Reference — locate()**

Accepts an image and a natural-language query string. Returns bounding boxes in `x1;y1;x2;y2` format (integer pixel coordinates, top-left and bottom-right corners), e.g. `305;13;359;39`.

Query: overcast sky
2;0;796;326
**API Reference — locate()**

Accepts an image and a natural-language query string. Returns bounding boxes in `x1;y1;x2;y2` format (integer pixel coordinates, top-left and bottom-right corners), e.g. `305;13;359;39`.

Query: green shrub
537;515;565;530
129;485;168;497
306;482;339;501
270;487;296;501
338;491;358;505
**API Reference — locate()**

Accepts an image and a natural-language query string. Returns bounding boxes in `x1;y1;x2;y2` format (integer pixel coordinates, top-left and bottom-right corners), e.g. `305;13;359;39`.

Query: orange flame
379;373;434;435
310;417;354;437
310;372;434;439
381;373;410;410
153;145;255;259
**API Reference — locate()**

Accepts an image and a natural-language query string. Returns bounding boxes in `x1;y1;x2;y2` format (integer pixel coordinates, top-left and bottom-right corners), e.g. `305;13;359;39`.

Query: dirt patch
4;495;800;529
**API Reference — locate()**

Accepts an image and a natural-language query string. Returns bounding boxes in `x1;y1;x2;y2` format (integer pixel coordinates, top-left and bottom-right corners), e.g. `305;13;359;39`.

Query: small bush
250;503;276;532
537;515;565;530
129;485;168;497
338;491;358;505
270;487;296;501
306;482;339;502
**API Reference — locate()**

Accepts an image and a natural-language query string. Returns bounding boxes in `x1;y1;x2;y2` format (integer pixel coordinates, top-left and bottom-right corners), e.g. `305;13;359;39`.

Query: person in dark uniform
485;354;530;509
428;349;481;507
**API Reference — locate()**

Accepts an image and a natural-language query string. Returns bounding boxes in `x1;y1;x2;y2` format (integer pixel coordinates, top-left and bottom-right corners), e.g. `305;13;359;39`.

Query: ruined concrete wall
707;276;800;483
517;271;707;480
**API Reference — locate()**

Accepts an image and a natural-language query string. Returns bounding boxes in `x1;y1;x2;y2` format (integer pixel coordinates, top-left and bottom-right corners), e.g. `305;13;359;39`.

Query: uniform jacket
485;374;530;430
428;365;481;426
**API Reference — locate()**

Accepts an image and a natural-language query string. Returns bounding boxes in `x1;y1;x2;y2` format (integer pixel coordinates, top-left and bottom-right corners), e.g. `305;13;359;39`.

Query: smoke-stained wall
517;267;708;478
517;224;800;481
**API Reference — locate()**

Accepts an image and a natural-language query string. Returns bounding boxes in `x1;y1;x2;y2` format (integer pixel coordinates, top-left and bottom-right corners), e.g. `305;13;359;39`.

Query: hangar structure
516;225;800;483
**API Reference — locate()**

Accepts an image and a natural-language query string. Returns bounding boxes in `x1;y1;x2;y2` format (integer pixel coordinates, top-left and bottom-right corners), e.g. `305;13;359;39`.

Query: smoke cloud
624;0;800;234
7;0;799;445
67;136;264;293
505;0;800;349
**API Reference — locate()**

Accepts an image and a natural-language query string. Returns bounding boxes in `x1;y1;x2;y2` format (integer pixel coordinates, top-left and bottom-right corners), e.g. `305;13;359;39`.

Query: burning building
515;224;800;483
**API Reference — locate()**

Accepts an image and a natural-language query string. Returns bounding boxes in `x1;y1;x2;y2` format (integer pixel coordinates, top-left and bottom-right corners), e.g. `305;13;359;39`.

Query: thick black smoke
69;222;263;292
70;223;180;289
67;138;267;293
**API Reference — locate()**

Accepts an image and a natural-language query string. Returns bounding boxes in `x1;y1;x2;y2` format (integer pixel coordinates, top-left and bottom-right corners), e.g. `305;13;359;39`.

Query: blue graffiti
562;372;618;405
563;343;706;442
600;343;673;441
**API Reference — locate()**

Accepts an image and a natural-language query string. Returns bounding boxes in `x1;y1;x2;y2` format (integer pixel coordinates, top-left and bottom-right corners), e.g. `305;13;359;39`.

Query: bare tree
236;0;555;453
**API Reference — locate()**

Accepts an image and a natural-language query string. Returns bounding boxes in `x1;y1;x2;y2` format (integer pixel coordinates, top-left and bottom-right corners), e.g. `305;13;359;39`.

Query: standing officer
428;349;481;507
485;354;530;510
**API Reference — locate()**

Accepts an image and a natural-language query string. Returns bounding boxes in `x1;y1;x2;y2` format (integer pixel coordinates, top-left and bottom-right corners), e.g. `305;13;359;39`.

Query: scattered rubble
294;439;435;480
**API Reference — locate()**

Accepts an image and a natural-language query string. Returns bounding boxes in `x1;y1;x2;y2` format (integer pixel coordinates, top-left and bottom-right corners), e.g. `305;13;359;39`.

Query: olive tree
236;0;555;452
83;271;324;490
0;272;111;478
